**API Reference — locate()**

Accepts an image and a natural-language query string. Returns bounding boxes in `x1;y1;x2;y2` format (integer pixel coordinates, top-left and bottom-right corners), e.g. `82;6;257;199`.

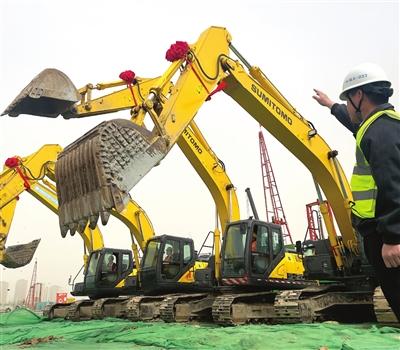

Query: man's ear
356;89;364;99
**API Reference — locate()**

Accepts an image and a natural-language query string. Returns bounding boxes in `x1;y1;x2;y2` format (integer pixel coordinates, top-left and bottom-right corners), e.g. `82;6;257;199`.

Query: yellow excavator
1;135;304;322
1;112;306;323
0;143;155;279
3;26;396;324
0;144;103;268
2;74;308;323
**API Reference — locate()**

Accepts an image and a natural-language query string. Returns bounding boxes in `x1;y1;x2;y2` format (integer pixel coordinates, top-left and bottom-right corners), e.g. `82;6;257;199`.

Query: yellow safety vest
351;109;400;218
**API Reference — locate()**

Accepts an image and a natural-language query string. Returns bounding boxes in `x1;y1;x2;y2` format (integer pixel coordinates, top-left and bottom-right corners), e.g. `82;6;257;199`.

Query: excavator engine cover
55;119;167;236
2;69;80;118
1;239;40;268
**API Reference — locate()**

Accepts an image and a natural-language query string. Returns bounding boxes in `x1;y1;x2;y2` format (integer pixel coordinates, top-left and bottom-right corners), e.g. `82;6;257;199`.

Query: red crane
305;201;324;241
25;260;42;310
259;128;293;244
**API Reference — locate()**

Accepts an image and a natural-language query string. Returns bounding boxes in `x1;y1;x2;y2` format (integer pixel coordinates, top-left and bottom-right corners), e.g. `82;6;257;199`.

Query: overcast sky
0;0;399;297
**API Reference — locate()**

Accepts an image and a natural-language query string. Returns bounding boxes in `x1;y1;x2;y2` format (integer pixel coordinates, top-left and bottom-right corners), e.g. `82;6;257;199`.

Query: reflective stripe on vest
350;109;400;218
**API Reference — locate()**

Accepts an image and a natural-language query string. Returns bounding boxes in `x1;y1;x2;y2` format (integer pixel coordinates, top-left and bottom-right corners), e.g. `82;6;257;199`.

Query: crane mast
258;128;293;244
25;260;42;310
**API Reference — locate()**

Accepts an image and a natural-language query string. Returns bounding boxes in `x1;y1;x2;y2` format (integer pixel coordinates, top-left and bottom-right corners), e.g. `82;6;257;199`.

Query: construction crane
305;201;325;241
25;260;42;310
258;128;293;244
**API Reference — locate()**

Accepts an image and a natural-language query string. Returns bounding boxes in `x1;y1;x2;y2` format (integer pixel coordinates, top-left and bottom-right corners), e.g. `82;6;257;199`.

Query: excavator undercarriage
42;287;385;326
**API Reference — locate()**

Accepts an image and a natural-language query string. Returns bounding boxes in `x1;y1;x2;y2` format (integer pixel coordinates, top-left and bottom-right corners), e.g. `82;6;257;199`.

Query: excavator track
273;290;303;323
159;296;179;322
40;289;382;326
212;294;237;325
91;297;129;319
43;302;73;320
159;293;210;323
212;292;277;325
66;300;95;321
92;298;109;319
273;287;375;324
125;295;166;321
373;287;398;325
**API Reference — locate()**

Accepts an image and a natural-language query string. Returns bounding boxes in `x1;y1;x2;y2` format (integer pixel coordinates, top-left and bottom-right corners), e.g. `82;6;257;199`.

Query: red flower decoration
5;157;19;168
119;70;136;84
165;41;190;62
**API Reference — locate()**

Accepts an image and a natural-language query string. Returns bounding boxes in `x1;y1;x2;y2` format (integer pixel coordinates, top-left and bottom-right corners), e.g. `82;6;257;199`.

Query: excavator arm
3;27;356;273
53;26;354;271
42;27;231;235
221;60;355;267
2;30;241;277
0;144;104;267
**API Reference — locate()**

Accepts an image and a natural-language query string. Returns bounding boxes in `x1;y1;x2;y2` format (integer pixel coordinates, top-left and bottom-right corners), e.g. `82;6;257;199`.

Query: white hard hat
339;62;390;100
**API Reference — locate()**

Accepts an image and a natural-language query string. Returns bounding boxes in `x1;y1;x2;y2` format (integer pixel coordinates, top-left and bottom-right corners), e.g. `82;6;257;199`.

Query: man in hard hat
313;62;400;321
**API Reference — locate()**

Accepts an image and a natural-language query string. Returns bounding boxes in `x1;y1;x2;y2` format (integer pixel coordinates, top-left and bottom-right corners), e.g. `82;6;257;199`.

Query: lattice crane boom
259;128;293;244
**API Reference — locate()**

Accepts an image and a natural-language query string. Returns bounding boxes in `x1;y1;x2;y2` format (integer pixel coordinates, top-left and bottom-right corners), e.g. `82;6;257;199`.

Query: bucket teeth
55;119;168;234
77;220;87;234
2;69;80;118
68;223;78;236
89;214;99;230
60;225;69;238
100;211;110;226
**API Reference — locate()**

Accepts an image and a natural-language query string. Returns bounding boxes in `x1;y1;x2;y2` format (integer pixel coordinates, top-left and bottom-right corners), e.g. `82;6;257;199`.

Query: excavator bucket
1;239;40;268
55;119;168;236
2;69;80;118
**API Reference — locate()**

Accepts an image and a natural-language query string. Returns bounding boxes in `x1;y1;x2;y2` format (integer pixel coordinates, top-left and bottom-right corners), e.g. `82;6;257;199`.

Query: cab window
183;242;192;265
122;253;131;273
162;239;181;280
142;241;161;268
272;228;283;257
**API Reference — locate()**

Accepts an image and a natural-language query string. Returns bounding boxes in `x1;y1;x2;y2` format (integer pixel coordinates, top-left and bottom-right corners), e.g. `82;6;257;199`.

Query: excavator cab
220;219;303;289
140;235;197;294
72;248;136;299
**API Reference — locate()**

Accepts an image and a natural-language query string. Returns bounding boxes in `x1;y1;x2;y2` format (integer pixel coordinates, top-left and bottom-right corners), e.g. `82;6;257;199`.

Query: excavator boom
2;26;355;270
2;27;355;270
3;27;232;235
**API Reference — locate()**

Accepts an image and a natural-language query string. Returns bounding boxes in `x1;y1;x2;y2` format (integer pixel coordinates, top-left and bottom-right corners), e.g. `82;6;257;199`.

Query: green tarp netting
0;308;399;350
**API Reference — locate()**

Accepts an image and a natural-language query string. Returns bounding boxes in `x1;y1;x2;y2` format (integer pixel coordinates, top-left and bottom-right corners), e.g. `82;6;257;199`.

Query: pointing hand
313;89;335;109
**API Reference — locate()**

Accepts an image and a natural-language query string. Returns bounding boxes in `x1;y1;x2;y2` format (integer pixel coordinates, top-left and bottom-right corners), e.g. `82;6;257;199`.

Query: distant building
0;281;9;305
42;285;49;302
14;279;28;306
48;285;62;303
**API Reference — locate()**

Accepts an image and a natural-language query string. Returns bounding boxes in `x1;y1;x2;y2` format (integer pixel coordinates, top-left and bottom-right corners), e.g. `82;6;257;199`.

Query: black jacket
330;103;400;244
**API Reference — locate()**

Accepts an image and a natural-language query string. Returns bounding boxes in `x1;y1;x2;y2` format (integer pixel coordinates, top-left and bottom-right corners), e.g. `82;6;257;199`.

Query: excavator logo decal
251;84;293;126
183;129;203;154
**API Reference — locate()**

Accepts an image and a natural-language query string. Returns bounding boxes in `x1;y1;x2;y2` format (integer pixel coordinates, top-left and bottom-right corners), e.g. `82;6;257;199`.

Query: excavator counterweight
2;69;80;118
56;119;168;234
